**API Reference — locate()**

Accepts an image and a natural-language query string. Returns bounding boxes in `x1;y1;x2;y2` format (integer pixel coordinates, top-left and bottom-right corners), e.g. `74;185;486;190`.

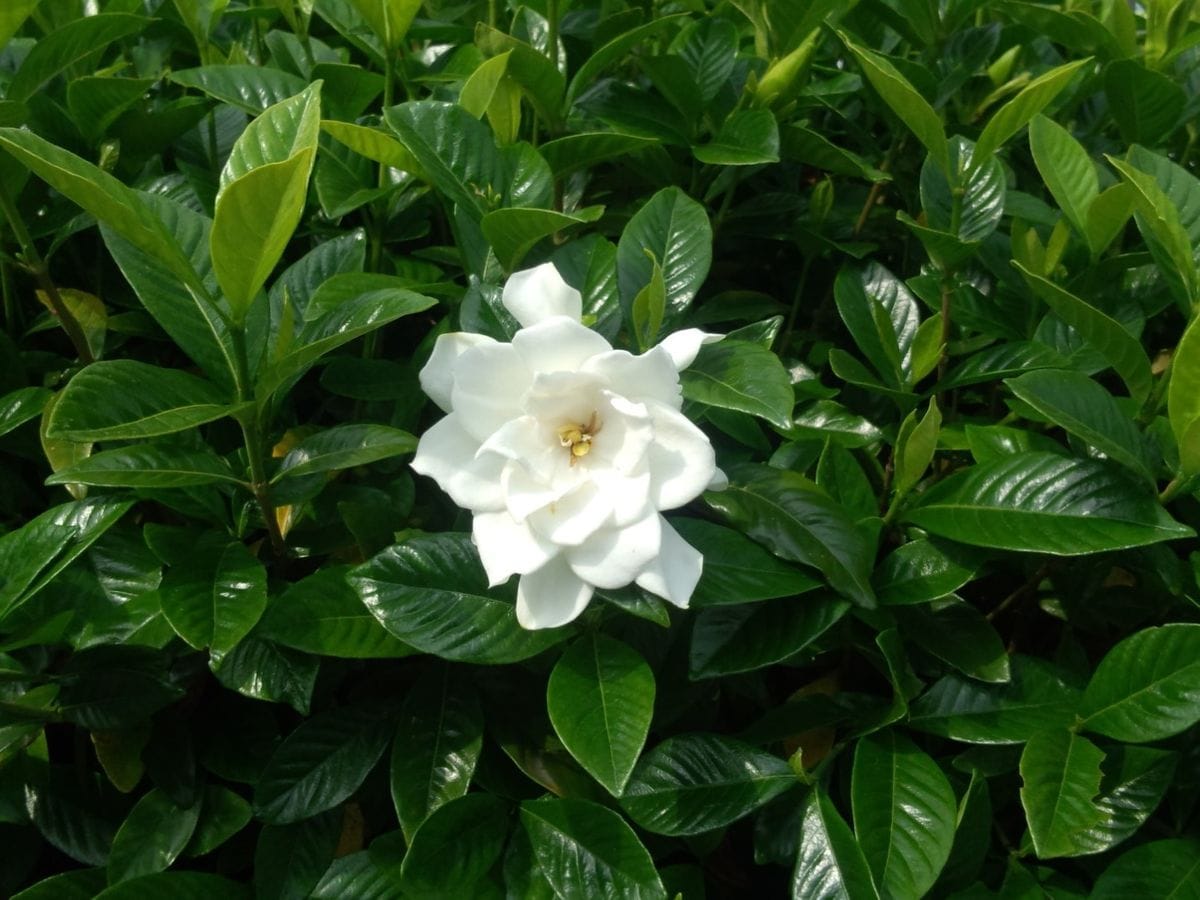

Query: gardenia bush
3;1;1200;898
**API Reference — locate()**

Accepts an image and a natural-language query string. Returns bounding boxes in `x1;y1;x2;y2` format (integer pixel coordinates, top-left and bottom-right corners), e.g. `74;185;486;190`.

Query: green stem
1;254;15;337
781;252;814;347
1159;473;1187;505
547;0;561;71
0;180;94;363
936;274;954;396
230;327;286;557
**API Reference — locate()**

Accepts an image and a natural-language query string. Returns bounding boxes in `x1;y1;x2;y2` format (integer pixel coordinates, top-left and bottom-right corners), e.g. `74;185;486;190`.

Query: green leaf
1081;624;1200;742
0;129;203;296
1105;59;1185;144
1074;745;1177;855
1092;840;1200;899
253;809;342;900
169;65;308;114
107;788;201;884
1085;183;1136;258
705;464;876;608
682;339;794;428
45;445;242;489
351;534;569;664
689;593;850;679
347;0;421;49
401;794;511;896
793;786;880;900
272;424;416;481
11;869;108;900
46;361;230;442
909;656;1081;744
972;58;1089;166
833;262;921;389
840;32;948;173
211;637;318;715
693;108;780;165
0;386;52;438
184;785;253;857
212;83;321;322
874;538;981;606
898;599;1010;683
905;452;1191;554
7;14;150;103
565;15;687;106
674;518;821;607
547;634;655;796
67;76;155;143
617;186;712;322
622;734;795;836
159;542;267;661
893;398;940;498
253;704;395;824
475;25;566;130
94;873;251;900
320;120;421;174
852;729;956;897
539;133;659;178
0;0;39;49
1170;314;1200;476
630;249;667;351
481;205;604;272
1019;729;1105;859
521;797;666;899
1006;369;1157;482
921;137;1006;244
390;665;483;842
1029;114;1098;242
258;567;412;659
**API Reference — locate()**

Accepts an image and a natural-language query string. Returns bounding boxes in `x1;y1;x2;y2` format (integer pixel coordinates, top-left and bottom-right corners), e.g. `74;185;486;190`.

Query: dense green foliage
3;0;1200;896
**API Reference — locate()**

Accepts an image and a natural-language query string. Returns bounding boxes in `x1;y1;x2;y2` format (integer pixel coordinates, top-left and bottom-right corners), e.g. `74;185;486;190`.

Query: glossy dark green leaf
401;794;511;895
1081;624;1200;742
211;637;318;715
874;539;981;606
938;340;1069;390
617;186;712;322
787;400;884;447
682;339;794;428
390;665;483;842
259;567;412;659
833;263;920;389
1006;369;1157;481
852;729;955;898
1105;59;1185;144
170;65;308;113
905;452;1191;553
622;734;795;835
909;656;1081;744
184;785;252;857
1092;839;1200;899
920;136;1006;243
107;788;201;884
693;108;780;165
547;634;655;796
7;14;150;103
793;787;880;900
674;518;821;606
253;704;395;824
11;869;107;900
1170;312;1200;476
308;836;406;900
24;769;118;865
159;542;267;661
272;424;416;481
94;873;251;900
351;534;569;664
898;600;1010;683
689;593;850;679
254;808;342;900
1019;728;1105;858
0;385;51;437
1074;745;1176;855
540;132;658;177
521;797;666;899
705;464;876;607
45;445;241;489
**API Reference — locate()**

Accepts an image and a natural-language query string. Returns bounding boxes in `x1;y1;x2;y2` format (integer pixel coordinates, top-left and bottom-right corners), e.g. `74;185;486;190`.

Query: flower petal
517;555;593;629
473;511;558;586
410;414;505;511
449;342;532;441
512;316;612;375
635;516;702;608
657;328;722;370
708;467;729;491
646;401;718;510
502;262;582;327
419;332;496;412
567;510;661;589
527;480;613;546
581;346;682;409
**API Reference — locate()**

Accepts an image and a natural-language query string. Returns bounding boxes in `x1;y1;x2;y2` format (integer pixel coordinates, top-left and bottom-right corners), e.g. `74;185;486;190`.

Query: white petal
708;467;729;491
419;332;495;412
449;342;532;441
589;391;653;476
502;262;582;327
581;346;682;409
646;401;718;510
512;316;612;375
411;415;505;511
567;510;661;589
517;555;594;629
635;516;702;609
658;328;722;370
473;511;558;586
523;371;605;425
503;463;582;522
527;480;613;546
594;464;652;526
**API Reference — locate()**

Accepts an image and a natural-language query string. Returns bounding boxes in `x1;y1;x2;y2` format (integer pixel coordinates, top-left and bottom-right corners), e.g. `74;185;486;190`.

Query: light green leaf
894;398;940;498
481;205;604;272
320;120;421;173
1170;314;1200;476
347;0;420;49
169;65;307;114
1029;114;1098;241
1020;729;1105;859
972;58;1090;166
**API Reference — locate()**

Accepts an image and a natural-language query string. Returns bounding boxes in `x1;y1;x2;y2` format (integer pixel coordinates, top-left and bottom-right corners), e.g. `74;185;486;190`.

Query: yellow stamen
571;441;591;458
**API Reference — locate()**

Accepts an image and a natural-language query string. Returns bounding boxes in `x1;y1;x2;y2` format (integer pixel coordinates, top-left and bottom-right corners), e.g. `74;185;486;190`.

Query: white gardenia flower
411;262;726;629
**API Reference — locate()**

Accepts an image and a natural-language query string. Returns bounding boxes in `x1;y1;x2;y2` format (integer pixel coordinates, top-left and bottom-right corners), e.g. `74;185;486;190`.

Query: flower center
557;412;600;465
